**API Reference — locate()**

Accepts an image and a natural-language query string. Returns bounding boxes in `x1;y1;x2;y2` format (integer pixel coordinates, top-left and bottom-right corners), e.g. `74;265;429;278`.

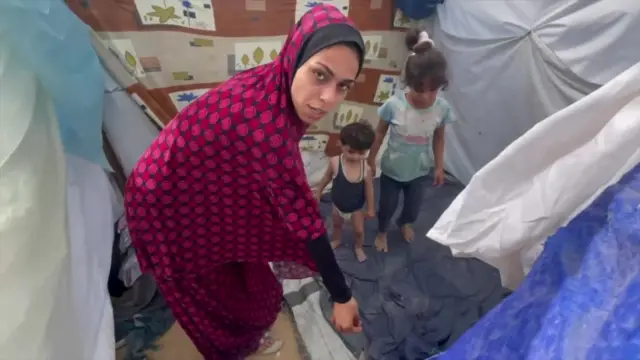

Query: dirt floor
116;311;301;360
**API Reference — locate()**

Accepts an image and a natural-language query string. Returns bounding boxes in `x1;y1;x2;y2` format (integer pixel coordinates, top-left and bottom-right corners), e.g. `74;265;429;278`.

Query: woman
124;4;364;359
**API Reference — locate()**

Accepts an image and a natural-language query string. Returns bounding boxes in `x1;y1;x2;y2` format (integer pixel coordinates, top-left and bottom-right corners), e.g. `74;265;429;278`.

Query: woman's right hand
331;297;362;333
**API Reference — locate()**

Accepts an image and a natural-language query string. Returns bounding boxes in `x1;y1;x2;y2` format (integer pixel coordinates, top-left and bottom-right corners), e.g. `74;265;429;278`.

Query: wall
67;0;428;156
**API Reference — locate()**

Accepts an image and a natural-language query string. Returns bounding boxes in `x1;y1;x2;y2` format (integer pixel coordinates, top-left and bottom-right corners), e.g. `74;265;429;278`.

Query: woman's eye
339;84;350;92
314;71;326;81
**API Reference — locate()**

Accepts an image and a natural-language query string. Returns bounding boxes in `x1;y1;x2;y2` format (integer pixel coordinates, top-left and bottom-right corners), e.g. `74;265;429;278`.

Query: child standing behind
315;122;376;262
367;28;454;253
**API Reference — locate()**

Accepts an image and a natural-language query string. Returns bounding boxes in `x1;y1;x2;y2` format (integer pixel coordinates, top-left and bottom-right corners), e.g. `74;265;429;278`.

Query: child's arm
364;164;375;217
432;126;445;171
432;126;446;186
368;100;394;174
367;121;389;173
315;159;335;200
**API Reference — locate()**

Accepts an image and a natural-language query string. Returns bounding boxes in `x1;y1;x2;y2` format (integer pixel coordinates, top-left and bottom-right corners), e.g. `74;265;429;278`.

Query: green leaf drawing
365;40;371;54
124;51;137;68
253;47;264;64
346;110;352;122
270;49;278;61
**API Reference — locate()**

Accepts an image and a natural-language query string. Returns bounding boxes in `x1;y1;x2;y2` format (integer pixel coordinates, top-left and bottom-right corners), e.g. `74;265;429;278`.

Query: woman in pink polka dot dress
124;5;365;359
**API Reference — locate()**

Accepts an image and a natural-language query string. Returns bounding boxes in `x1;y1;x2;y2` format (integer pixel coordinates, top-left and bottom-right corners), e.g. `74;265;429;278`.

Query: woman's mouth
307;105;327;119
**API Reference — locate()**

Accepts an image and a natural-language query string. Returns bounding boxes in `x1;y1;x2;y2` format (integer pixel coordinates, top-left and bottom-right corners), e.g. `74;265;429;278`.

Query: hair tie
417;31;434;47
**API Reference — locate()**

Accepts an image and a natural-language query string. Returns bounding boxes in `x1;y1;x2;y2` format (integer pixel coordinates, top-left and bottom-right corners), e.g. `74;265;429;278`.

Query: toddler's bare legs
351;211;367;262
330;207;344;249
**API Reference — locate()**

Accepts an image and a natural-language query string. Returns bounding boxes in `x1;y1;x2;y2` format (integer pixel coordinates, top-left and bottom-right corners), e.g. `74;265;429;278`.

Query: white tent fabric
434;0;640;183
429;61;640;289
0;37;115;360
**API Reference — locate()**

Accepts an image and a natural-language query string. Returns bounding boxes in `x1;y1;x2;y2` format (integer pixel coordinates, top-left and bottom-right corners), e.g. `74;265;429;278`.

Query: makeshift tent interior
1;0;639;359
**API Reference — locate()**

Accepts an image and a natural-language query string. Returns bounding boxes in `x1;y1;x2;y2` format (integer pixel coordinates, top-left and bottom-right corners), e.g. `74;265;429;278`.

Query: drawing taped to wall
169;88;210;112
374;75;399;103
299;134;330;152
108;39;146;78
393;8;429;29
332;104;363;130
134;0;216;31
362;35;383;60
294;0;350;23
234;41;282;70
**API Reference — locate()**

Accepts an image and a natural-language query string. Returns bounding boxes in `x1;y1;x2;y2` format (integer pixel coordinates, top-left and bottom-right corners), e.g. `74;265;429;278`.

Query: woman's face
291;44;360;125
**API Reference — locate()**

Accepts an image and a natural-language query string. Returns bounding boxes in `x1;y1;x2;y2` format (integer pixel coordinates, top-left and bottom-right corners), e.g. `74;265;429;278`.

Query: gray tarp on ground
313;176;506;359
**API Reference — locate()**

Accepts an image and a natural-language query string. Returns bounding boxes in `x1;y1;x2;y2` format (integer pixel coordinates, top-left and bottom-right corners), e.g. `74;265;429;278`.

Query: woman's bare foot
400;224;414;242
330;239;342;249
254;331;283;355
355;246;367;262
374;233;388;252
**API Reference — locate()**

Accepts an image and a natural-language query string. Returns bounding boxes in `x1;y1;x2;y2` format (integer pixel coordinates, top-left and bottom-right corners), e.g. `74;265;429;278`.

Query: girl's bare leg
331;207;344;249
351;211;367;262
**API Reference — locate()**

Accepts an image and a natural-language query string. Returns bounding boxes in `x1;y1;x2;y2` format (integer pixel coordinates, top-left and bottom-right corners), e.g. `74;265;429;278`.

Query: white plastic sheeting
434;0;640;183
0;37;115;360
429;61;640;289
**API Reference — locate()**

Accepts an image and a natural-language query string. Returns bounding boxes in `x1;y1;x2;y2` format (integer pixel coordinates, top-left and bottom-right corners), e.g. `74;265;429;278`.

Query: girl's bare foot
355;246;367;262
374;233;388;252
330;239;342;249
254;331;283;355
400;224;414;242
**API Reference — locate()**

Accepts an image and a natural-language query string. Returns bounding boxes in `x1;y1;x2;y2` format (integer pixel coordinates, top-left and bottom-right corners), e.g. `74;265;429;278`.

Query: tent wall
434;0;640;182
70;0;640;186
68;0;424;165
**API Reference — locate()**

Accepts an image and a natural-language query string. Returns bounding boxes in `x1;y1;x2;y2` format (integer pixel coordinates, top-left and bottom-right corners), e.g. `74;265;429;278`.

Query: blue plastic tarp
0;0;108;169
432;163;640;360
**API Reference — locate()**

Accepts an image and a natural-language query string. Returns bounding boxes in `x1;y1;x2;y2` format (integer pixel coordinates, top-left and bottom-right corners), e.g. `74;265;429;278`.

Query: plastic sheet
0;0;107;168
433;163;640;360
0;33;114;360
428;62;640;288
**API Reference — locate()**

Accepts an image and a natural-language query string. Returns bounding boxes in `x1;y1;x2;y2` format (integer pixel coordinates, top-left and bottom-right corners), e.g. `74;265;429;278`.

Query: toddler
367;28;454;253
316;122;376;262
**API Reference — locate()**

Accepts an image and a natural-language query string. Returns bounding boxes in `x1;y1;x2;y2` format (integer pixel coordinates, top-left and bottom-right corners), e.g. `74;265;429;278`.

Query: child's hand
433;168;445;187
367;208;376;218
314;190;323;201
367;158;377;177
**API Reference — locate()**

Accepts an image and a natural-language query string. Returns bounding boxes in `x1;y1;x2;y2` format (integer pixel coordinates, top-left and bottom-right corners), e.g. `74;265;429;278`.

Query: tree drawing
373;42;379;56
146;5;180;23
253;47;264;64
365;40;371;55
346;110;352;123
270;49;278;61
377;91;390;102
241;54;250;68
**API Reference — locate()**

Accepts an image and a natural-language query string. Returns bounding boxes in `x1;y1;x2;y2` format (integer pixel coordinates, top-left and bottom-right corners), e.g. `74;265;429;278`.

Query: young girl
316;122;376;262
367;28;453;253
